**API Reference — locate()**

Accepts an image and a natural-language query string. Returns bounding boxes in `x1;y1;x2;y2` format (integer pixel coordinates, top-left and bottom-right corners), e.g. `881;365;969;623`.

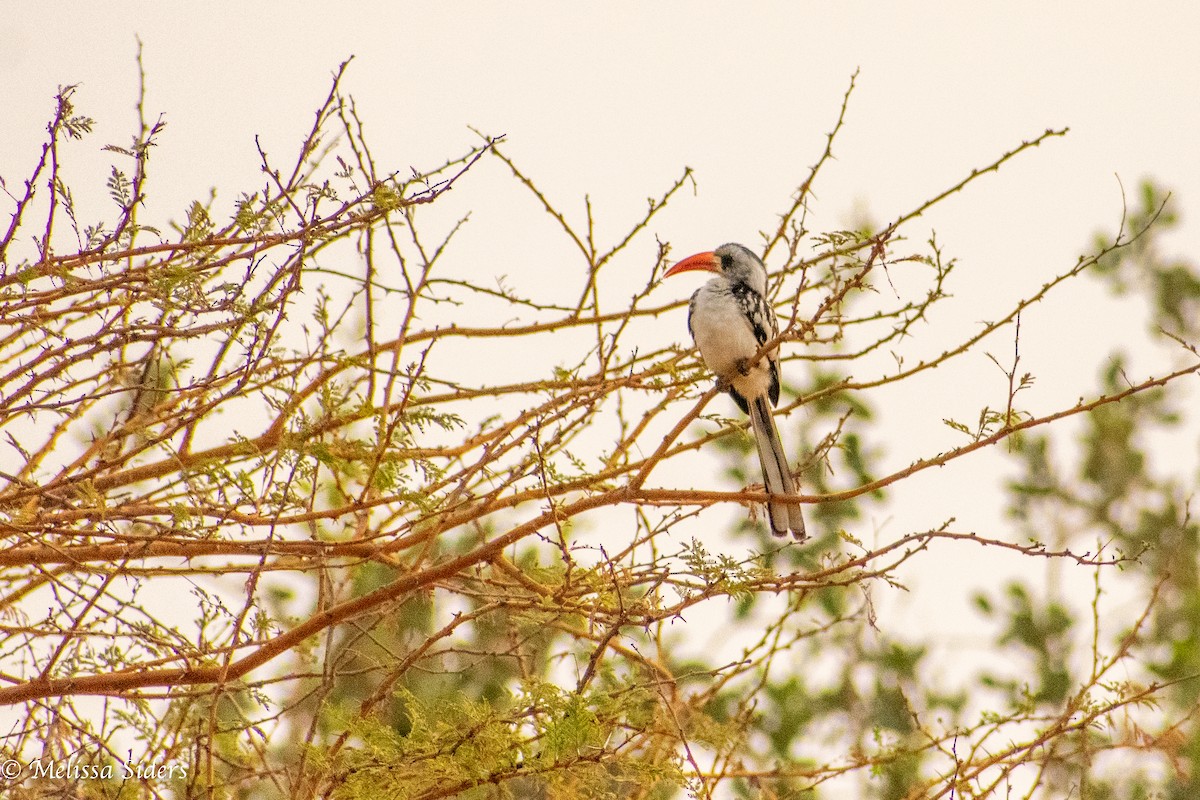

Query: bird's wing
731;283;782;407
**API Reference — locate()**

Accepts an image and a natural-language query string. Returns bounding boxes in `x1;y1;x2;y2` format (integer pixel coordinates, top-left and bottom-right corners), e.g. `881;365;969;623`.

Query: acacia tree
1;62;1198;799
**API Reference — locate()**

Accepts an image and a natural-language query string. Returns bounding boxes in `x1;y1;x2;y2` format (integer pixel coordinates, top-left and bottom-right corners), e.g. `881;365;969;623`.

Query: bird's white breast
691;282;777;400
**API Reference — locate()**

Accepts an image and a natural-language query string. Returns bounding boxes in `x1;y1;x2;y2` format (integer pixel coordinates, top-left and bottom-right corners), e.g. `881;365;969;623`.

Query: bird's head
663;242;767;294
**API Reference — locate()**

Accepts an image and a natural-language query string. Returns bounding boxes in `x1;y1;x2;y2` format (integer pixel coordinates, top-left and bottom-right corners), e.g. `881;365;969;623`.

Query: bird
663;243;807;540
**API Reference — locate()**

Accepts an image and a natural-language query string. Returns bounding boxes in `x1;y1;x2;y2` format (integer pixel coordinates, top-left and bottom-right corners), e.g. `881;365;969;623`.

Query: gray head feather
714;243;768;295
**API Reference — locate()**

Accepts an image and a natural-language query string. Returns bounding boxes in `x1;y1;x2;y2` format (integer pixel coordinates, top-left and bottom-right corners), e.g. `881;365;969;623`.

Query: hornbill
663;243;807;540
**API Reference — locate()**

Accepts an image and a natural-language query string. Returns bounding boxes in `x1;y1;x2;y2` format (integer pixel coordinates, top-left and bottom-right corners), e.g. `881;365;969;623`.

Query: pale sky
4;0;1199;745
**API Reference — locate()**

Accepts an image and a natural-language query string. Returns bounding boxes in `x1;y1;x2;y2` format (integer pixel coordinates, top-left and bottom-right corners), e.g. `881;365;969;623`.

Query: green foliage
976;582;1073;707
322;684;684;800
988;180;1200;798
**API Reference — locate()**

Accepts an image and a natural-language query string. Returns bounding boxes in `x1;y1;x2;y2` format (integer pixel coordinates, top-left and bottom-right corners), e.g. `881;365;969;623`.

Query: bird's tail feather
749;396;807;540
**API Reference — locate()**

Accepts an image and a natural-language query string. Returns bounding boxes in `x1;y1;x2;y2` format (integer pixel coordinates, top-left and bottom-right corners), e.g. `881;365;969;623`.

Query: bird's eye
719;254;734;272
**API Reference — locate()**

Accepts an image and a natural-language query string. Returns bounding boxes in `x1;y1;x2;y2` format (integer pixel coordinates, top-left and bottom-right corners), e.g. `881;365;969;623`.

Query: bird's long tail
748;395;807;540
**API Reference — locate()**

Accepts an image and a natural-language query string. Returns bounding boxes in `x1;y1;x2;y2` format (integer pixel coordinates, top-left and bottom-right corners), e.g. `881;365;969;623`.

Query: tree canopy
2;62;1199;800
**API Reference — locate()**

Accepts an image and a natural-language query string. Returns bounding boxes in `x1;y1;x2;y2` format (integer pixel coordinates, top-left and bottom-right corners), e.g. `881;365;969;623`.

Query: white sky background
4;0;1200;779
